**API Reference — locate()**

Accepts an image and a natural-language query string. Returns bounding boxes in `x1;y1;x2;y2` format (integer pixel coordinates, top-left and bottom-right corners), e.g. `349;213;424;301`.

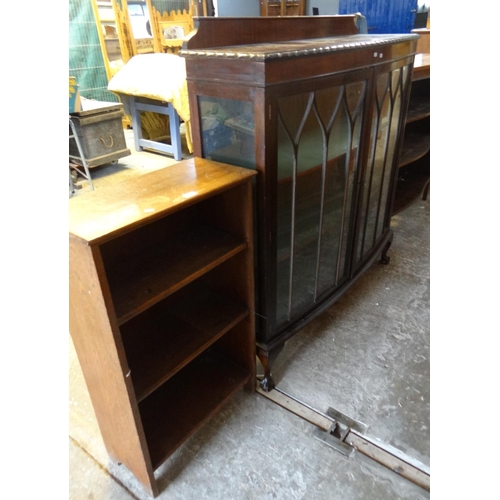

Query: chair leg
130;98;144;152
69;118;94;191
69;168;75;195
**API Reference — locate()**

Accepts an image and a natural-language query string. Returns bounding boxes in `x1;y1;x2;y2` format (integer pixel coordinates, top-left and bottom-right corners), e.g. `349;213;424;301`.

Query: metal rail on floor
256;381;430;492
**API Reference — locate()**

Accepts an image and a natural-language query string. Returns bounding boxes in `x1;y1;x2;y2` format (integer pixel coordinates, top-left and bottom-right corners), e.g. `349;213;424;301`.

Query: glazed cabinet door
271;72;372;334
353;60;414;269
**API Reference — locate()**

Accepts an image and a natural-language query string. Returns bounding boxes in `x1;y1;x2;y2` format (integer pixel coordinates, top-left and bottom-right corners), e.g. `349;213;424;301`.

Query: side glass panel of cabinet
354;64;412;267
275;81;368;329
198;96;256;170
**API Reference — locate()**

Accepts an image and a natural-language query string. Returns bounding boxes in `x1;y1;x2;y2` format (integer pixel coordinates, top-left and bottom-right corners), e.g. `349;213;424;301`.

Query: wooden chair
148;0;207;55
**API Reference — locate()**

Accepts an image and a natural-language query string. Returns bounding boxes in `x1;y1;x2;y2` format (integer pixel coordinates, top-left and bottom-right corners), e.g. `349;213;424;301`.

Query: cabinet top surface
181;34;419;61
69;157;256;245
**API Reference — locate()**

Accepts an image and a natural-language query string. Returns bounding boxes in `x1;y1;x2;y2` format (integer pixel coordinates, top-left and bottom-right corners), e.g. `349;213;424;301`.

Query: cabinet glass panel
275;82;367;329
198;96;256;170
355;65;411;264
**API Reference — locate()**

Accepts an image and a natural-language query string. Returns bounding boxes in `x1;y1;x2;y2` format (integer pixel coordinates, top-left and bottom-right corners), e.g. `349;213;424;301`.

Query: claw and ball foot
380;233;393;265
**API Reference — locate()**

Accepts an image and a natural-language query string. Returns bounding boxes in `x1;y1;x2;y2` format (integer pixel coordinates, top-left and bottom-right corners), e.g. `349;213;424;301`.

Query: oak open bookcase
69;158;256;497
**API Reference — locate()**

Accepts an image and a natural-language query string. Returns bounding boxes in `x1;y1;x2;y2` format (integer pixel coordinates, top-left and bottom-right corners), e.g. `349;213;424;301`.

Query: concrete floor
69;129;430;499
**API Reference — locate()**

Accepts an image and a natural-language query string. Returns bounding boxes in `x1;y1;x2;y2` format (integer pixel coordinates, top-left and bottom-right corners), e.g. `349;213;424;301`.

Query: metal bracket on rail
256;381;430;492
312;406;368;457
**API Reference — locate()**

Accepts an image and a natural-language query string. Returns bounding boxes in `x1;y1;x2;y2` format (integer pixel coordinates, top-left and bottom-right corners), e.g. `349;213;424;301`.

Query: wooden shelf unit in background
260;0;305;16
69;157;257;497
393;53;430;214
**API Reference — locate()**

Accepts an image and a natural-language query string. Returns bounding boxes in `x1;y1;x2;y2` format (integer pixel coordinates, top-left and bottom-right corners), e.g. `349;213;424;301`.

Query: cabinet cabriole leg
380;232;394;265
422;180;430;201
257;343;285;392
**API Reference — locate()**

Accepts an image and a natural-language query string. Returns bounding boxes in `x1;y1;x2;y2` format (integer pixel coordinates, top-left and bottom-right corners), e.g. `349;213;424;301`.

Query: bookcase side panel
69;236;157;497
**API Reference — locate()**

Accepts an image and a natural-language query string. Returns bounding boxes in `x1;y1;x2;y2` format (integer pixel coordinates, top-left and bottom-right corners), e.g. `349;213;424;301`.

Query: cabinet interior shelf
399;129;430;168
106;224;247;324
121;283;249;402
393;54;430;213
139;348;250;469
406;96;430;123
393;154;430;214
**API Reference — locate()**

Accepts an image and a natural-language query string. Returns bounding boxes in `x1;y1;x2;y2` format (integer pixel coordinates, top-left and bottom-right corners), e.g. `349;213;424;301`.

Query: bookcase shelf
140;348;250;469
105;224;247;324
121;283;249;402
69;157;257;497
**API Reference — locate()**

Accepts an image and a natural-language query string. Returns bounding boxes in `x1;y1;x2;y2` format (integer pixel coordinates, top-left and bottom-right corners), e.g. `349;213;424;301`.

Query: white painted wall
306;0;340;15
212;0;340;17
214;0;260;17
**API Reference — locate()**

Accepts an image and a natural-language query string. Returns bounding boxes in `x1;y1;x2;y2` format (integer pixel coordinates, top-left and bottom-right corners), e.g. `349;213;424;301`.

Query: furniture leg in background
69;116;94;191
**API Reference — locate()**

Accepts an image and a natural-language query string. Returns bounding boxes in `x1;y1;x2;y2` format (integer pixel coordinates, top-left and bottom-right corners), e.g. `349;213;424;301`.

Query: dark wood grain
406;98;430;123
184;37;418;87
183;15;359;51
139;349;250;469
399;130;430;168
199;254;257;391
106;224;247;324
393;154;430;214
407;76;430;123
121;283;249;402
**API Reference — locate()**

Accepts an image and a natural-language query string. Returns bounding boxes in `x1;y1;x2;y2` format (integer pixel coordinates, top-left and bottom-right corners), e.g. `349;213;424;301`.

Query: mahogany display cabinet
181;16;419;391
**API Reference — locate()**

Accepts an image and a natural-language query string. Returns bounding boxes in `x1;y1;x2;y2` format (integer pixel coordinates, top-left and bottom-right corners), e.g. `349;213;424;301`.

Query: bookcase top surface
69;157;256;245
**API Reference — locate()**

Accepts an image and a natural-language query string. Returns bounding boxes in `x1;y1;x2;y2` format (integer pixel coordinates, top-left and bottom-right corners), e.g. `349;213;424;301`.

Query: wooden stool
128;96;183;160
